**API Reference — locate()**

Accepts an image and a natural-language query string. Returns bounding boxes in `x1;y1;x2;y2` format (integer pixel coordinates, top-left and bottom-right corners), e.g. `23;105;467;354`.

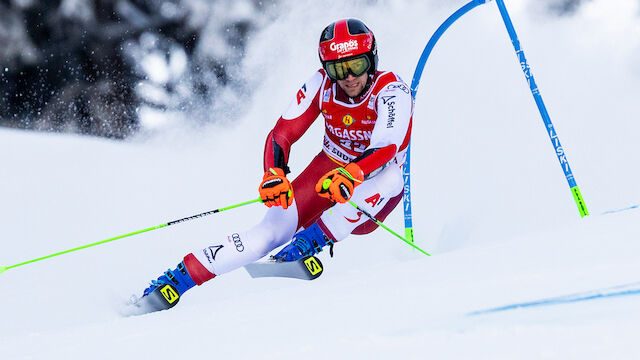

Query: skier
135;18;413;312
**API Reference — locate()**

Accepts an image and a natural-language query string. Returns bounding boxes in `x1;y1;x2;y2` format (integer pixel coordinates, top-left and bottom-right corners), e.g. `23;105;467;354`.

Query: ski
120;283;181;316
244;255;324;280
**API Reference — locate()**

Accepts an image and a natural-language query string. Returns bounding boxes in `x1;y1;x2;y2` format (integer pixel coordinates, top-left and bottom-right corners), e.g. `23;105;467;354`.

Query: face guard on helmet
318;19;378;81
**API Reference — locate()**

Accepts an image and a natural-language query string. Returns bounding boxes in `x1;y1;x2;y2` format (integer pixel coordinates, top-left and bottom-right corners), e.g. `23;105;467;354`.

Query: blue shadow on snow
469;281;640;316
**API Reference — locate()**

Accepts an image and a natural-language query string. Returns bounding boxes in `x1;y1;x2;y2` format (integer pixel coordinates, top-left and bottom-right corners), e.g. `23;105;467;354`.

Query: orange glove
315;163;364;203
259;168;294;209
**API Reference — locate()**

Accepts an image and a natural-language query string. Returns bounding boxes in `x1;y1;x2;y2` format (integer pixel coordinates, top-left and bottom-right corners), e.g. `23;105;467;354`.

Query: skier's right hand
259;167;294;209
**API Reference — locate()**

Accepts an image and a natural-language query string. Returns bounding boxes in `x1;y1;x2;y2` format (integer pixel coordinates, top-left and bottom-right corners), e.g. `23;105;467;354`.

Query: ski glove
316;163;364;203
259;167;294;209
274;223;334;262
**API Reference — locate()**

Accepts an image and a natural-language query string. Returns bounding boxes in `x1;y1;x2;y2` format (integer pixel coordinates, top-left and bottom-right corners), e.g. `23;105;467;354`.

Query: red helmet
319;19;378;80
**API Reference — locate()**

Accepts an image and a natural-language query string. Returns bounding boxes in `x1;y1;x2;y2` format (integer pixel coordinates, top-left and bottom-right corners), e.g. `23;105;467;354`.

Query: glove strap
336;167;363;184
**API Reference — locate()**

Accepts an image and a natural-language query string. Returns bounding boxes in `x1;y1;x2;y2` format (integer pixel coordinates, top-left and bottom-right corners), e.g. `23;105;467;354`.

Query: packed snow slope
1;0;640;359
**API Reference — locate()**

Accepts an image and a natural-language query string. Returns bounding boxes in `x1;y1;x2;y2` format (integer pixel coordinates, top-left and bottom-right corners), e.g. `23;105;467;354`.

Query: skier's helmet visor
324;55;370;81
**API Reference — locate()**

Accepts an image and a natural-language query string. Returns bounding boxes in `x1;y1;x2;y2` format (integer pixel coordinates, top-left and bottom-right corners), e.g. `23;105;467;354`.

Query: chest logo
342;114;354;127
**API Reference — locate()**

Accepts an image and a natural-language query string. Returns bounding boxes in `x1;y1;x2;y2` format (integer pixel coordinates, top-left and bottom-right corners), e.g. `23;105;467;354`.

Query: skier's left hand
316;163;364;203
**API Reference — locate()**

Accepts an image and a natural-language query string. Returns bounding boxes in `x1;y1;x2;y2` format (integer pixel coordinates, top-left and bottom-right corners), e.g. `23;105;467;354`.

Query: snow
1;0;639;359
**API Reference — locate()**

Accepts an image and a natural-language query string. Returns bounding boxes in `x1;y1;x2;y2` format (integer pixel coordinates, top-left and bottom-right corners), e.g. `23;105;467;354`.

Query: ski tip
117;295;144;317
119;284;181;317
301;256;323;280
0;266;7;275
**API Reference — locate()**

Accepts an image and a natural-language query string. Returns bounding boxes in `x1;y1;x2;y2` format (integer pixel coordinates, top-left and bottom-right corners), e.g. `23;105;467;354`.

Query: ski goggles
324;55;371;80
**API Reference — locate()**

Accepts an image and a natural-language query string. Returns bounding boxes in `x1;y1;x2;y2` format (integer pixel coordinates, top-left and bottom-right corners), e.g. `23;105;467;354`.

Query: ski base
244;256;323;280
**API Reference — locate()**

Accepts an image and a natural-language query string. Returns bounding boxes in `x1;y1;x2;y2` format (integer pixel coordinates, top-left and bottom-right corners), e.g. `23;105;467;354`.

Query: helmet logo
330;39;359;54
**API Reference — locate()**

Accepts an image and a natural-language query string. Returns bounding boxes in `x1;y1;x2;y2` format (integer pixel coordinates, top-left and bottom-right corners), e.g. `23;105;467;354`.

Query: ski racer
136;18;413;311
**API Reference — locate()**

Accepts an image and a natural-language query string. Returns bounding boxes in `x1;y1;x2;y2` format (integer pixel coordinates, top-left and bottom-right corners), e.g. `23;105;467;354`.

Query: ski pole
495;0;588;218
348;200;431;256
0;198;263;275
325;168;430;256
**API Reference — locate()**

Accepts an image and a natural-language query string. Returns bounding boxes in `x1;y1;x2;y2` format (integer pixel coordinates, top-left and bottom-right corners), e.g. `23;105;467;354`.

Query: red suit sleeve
353;144;398;178
354;74;413;178
263;85;321;173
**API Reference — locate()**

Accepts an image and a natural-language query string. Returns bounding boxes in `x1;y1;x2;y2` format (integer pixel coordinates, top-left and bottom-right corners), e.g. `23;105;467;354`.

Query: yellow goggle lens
326;56;370;80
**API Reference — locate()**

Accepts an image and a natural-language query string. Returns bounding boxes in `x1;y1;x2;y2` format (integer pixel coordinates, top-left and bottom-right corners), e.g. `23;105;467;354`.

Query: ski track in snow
1;0;640;359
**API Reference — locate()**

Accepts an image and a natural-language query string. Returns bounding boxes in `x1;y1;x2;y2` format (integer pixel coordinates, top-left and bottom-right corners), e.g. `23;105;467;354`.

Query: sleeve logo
296;84;307;104
386;83;409;94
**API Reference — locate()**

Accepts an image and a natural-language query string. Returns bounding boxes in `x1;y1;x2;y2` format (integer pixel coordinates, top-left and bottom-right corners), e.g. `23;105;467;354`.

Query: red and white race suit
185;69;413;279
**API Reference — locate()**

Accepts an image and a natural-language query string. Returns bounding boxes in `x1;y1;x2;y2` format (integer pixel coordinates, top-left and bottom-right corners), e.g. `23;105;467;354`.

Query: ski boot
130;261;196;313
274;222;335;262
125;254;215;315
